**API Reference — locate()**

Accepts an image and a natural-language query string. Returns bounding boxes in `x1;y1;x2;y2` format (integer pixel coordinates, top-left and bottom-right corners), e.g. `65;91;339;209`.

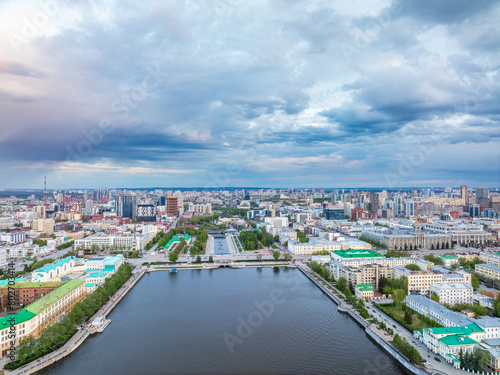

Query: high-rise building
405;201;415;217
116;195;136;219
166;196;178;217
460;185;468;205
368;192;379;213
469;204;480;218
476;188;489;199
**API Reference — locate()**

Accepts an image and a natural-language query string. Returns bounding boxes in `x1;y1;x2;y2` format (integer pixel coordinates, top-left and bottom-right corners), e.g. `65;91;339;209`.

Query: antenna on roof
44;176;47;205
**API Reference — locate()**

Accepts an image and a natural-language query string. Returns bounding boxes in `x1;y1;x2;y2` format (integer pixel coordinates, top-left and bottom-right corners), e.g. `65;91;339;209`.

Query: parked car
434;357;441;362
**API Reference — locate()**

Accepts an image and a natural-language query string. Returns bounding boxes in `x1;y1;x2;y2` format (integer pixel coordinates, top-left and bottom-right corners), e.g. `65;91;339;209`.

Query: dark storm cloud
0;0;499;187
0;60;45;77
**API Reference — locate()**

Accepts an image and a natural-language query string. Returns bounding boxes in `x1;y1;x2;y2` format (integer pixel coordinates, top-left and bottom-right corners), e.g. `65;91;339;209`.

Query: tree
404;310;413;325
196;255;202;263
208;256;214;263
337;277;348;291
273;250;280;261
256;253;263;261
283;253;292;261
471;275;480;289
405;264;420;271
168;252;178;263
393;289;406;310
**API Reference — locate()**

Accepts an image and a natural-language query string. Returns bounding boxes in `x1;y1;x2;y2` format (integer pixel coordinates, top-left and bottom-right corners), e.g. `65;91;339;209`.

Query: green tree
273;250;281;261
404;264;420;271
283;253;292;261
169;252;178;263
256;253;263;261
471;275;480;289
195;255;202;263
208;256;214;263
337;277;348;291
392;289;406;310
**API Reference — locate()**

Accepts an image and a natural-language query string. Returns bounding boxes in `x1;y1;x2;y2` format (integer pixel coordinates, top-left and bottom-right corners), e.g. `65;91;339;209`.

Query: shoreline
7;267;147;375
296;264;428;375
7;264;426;375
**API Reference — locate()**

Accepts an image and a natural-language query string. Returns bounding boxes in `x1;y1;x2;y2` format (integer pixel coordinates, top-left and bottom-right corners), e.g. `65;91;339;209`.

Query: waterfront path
5;267;146;375
298;263;470;375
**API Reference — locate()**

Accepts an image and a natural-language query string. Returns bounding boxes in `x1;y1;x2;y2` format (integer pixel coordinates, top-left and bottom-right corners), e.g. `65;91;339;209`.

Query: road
368;301;462;375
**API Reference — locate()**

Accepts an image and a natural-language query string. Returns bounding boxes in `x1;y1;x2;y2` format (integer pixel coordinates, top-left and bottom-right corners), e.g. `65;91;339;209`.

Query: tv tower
44;176;47;205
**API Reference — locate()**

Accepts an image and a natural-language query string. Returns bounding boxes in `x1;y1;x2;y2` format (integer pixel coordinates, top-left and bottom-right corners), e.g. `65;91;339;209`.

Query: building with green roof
25;279;84;315
419;323;485;363
0;278;26;286
331;249;383;260
0;310;36;331
355;283;374;299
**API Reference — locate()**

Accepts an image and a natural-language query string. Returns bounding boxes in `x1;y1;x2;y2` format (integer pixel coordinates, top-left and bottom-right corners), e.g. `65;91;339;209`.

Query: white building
0;231;27;243
430;283;473;306
0;247;8;269
287;238;341;256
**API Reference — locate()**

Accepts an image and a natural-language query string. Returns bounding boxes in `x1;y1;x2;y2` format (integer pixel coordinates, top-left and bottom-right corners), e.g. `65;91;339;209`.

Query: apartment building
337;263;394;289
25;279;85;335
476;263;500;281
394;266;471;296
430;283;473;306
0;281;64;312
479;252;500;268
31;257;80;282
287;238;341;256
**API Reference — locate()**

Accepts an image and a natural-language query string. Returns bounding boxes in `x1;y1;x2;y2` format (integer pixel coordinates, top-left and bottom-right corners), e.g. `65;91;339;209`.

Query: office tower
460;185;468;205
476;188;489;199
166;196;178;217
173;190;184;206
405;201;415;217
116;195;136;219
368;192;379;213
469;204;480;218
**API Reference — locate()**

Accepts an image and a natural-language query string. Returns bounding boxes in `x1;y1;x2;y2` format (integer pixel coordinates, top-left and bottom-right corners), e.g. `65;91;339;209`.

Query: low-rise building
430;283;473;306
405;295;470;327
438;255;459;268
355;284;374;299
25;279;85;335
476;263;500;281
0;282;64;312
394;267;471;296
288;238;341;256
420;325;484;365
31;257;81;282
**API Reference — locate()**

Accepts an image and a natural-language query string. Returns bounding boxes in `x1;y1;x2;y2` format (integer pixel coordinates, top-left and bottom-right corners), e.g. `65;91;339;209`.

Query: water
213;234;229;254
36;268;407;375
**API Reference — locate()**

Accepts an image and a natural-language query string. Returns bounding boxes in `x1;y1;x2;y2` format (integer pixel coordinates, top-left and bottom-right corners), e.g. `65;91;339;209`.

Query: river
36;267;407;375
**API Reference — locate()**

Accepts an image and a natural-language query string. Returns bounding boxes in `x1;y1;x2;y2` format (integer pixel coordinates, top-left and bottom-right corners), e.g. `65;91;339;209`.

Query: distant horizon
1;185;499;192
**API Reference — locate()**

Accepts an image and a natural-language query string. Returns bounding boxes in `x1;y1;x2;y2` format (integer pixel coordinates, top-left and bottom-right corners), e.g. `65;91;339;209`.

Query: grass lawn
378;304;436;331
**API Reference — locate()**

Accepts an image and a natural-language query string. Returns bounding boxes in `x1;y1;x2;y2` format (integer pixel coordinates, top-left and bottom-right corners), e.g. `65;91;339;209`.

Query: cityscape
1;1;500;375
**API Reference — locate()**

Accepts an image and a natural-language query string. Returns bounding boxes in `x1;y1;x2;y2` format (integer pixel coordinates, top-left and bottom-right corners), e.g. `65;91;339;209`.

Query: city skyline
1;0;500;188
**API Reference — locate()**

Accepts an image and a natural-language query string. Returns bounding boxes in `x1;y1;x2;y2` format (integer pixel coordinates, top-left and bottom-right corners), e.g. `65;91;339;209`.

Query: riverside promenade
297;263;460;375
5;267;146;375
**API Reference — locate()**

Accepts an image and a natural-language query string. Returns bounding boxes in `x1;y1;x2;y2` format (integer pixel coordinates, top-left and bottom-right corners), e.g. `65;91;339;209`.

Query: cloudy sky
1;0;499;189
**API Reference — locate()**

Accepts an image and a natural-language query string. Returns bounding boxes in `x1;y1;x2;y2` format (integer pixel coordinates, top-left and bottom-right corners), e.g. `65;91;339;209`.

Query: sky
0;0;499;189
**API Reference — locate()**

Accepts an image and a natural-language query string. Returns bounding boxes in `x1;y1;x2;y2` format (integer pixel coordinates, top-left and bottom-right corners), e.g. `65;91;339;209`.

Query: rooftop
439;335;478;347
0;281;65;289
25;279;84;315
331;249;383;259
0;310;37;331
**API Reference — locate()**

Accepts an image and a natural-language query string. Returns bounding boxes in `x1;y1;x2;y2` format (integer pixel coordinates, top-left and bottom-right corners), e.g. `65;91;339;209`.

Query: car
434;357;441;362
